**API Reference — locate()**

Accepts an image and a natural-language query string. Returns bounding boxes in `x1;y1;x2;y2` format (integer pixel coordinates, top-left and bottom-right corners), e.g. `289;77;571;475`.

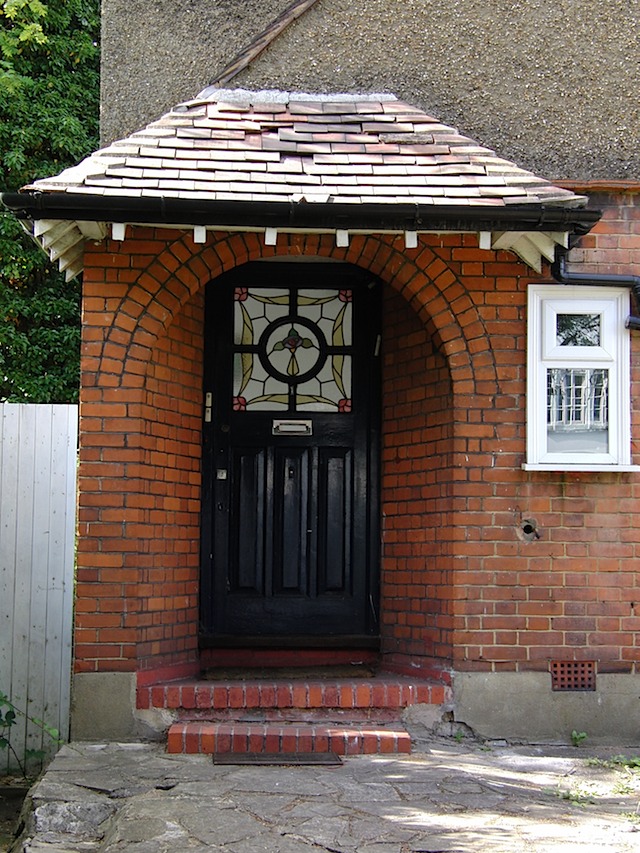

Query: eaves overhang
2;190;600;234
2;190;601;281
1;90;602;280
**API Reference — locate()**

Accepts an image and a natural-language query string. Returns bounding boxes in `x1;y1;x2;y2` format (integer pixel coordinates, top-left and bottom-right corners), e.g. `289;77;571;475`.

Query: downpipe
551;250;640;330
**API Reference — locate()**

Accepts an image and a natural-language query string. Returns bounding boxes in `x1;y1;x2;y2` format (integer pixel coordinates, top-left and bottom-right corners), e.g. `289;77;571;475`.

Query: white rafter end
511;236;543;273
33;218;58;238
112;222;126;241
336;229;350;247
527;232;557;264
193;225;207;244
64;259;84;281
57;242;84;273
39;220;76;250
491;231;524;250
77;221;107;241
548;231;570;249
479;231;492;251
48;230;82;262
404;230;418;249
264;227;278;246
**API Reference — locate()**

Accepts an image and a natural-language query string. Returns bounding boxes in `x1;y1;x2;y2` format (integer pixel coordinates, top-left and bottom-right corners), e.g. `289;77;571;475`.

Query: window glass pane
556;313;600;347
546;367;608;453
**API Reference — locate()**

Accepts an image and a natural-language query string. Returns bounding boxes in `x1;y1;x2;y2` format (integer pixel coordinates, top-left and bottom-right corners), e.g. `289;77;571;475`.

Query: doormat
212;752;342;766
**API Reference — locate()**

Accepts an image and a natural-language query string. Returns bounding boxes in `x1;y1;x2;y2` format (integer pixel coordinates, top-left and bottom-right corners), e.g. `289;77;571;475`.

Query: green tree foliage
0;0;99;402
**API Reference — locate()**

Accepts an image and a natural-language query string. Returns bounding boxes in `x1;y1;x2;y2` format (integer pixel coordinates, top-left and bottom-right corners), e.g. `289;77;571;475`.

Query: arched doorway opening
200;260;382;647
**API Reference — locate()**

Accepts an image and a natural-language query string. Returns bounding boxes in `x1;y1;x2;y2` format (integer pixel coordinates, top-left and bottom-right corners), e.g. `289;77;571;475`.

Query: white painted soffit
29;218;106;281
26;218;570;281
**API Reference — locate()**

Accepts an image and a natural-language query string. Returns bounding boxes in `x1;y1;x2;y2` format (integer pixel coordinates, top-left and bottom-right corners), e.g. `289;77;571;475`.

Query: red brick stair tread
139;676;445;711
167;720;412;755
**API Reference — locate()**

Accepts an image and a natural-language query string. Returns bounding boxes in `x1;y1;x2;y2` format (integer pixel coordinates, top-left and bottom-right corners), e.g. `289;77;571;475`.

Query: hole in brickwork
550;660;596;691
518;517;541;542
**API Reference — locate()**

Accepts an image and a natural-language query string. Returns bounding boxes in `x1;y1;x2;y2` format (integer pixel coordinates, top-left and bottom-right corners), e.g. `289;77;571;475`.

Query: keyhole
288;466;295;479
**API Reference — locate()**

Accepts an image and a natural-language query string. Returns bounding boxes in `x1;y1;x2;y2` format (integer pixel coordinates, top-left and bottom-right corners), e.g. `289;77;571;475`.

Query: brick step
138;676;445;713
167;721;412;755
167;707;404;724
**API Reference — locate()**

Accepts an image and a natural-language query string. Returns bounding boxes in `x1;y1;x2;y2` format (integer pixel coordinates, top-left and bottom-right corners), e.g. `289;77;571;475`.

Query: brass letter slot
272;419;313;436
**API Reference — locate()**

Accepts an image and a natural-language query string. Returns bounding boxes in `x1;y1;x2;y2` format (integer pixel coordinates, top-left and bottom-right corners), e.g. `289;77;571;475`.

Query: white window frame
524;284;635;471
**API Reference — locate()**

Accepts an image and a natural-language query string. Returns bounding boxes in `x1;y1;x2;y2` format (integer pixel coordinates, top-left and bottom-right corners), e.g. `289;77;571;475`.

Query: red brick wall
74;211;640;681
381;287;454;677
450;190;640;676
565;189;640;277
76;230;205;676
133;295;203;669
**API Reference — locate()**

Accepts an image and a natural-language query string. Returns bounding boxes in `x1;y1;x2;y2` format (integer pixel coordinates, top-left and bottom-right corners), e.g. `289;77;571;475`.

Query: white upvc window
525;285;634;471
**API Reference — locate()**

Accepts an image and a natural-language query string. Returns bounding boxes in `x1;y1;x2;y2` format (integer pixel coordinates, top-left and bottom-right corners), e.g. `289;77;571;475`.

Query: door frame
199;260;381;648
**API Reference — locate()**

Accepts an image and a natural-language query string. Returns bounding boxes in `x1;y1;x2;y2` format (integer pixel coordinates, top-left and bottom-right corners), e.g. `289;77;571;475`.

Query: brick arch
90;229;498;395
343;234;498;395
78;227;514;677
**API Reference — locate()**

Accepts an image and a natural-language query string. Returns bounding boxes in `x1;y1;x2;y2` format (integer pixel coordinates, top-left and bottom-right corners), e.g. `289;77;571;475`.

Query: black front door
200;262;380;644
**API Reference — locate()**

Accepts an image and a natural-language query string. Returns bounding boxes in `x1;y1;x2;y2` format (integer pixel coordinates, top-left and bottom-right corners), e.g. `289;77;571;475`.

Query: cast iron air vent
550;660;596;691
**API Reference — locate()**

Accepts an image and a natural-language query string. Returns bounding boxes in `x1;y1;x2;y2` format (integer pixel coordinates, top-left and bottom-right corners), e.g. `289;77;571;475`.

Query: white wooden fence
0;404;77;774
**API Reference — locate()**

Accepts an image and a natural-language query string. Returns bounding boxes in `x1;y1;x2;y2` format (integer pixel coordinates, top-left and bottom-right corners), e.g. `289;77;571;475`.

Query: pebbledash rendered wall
100;0;638;183
73;197;640;742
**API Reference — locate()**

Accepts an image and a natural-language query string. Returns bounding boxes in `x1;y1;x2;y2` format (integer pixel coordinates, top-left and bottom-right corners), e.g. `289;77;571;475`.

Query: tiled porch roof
29;90;582;208
5;90;599;279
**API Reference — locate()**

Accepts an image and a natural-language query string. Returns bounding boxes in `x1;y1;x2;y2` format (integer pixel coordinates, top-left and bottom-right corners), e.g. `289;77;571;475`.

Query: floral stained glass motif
232;286;353;412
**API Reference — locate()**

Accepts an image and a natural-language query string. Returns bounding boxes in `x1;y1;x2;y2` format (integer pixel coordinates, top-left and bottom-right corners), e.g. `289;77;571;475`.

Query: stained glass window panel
296;355;352;411
231;285;354;413
233;287;290;345
298;288;353;346
265;321;322;380
233;354;289;411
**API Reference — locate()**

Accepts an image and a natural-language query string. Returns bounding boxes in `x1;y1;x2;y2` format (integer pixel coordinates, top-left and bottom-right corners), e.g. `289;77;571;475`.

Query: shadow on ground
8;738;640;852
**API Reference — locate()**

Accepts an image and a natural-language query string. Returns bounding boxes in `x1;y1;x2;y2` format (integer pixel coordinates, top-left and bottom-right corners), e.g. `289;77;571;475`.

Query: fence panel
0;403;77;774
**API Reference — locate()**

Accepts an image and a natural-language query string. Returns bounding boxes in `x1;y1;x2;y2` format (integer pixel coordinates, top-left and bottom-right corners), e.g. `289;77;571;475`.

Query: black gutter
551;251;640;330
1;191;600;235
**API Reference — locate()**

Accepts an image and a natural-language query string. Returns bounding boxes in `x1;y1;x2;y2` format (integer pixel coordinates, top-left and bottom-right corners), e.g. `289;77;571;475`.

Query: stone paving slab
9;738;640;852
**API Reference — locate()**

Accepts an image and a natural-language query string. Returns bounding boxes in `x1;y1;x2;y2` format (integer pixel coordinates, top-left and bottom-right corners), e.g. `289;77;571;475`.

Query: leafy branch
0;0;99;402
0;690;62;777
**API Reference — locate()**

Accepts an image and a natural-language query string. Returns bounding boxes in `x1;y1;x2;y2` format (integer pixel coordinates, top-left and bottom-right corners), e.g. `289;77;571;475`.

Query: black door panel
200;262;380;643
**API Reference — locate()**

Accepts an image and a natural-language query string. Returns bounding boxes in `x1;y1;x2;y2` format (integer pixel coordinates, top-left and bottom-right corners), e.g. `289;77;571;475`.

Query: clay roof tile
22;89;587;213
